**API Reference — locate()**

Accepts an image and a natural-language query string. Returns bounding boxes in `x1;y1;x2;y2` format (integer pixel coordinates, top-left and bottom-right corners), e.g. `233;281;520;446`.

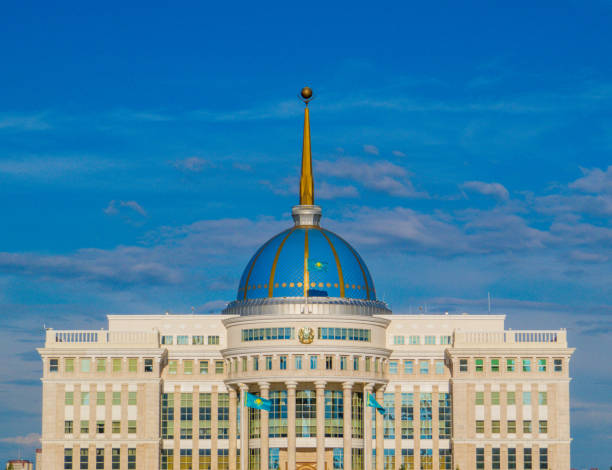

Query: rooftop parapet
453;329;568;348
44;329;159;348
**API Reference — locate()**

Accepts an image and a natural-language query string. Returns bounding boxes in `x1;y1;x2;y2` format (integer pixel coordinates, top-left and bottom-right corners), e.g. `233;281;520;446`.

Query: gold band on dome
268;227;297;297
303;229;309;297
242;232;283;300
317;228;345;298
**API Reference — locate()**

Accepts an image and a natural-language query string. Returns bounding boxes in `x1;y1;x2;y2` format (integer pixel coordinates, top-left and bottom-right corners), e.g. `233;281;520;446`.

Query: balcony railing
45;329;159;347
453;329;567;348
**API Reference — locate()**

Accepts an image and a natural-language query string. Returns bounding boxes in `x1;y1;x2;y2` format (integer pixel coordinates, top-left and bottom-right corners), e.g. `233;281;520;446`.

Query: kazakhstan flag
308;259;328;272
366;393;385;415
245;392;272;412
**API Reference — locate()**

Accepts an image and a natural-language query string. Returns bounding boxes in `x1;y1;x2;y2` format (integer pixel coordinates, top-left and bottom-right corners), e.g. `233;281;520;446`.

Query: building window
242;357;248;371
408;335;419;345
491;391;500;405
492;420;500;434
253;356;259;371
492;448;500;470
438;393;451;439
523;391;531;405
192;335;204;345
215;361;224;374
180;449;192;470
325;390;344;437
352;449;364;470
419;360;429;374
419;393;432;439
401;449;413;470
184;360;193;375
383;393;395;439
64;420;73;434
180;393;192;439
459;358;468;372
420;449;432;470
81;392;90;405
269;391;287;438
310;355;318;370
161;449;174;470
539;420;548;433
340;356;347;370
242;327;295;341
404;360;413;374
96;449;104;470
383;449;394;470
80;358;90;373
326;356;333;370
365;357;371;372
539;448;548;469
475;358;483;372
218;393;230;439
112;421;120;434
507;391;515;405
174;335;186;345
539;391;548;405
476;448;484;470
80;420;88;434
400;393;414;439
295;355;302;370
162;393;175;439
111;449;120;470
112;391;121;405
318;327;371;342
393;335;404;345
63;448;73;470
280;355;287;370
65;391;74;405
128;420;136;434
424;335;436;345
96;420;104;434
197;360;207;374
65;358;75;372
351;392;363;438
296;389;316;437
538;358;547;372
475;420;484;433
554;358;563;372
507;358;516;372
161;335;173;345
524;448;532;470
249;449;260;470
208;335;220;345
507;420;516;433
96;358;106;372
475;391;484;405
508;448;516;470
389;361;398;374
440;335;452;345
198;449;210;470
523;420;532;433
265;356;273;370
353;356;359;371
491;358;499;372
77;448;89;470
439;449;451;470
127;448;136;470
128;358;137;372
522;358;531;372
199;393;211;439
435;360;444;375
128;391;137;405
218;449;229;470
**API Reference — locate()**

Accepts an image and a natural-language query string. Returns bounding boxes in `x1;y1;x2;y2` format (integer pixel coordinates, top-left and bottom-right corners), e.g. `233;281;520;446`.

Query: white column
259;382;270;470
364;383;374;470
287;381;298;470
343;382;353;470
240;384;248;470
315;380;326;470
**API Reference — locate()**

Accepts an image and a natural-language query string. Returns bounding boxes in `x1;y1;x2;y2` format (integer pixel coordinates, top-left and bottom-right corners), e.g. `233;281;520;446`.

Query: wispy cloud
462;181;510;200
363;144;379;155
0;156;117;179
173;157;213;173
0;433;40;445
0;113;50;131
104;200;147;217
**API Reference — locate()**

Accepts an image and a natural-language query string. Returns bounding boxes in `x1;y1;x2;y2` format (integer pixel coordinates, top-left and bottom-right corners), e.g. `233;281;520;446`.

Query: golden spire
299;86;314;205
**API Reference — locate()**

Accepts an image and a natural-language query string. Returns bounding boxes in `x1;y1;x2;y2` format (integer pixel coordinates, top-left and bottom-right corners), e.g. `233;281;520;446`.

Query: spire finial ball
301;86;313;100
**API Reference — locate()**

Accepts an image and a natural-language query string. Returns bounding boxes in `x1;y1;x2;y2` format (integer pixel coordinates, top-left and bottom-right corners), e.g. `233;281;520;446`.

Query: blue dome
237;227;376;301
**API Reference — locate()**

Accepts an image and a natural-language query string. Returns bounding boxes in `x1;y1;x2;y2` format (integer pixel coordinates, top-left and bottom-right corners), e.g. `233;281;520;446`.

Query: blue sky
1;1;611;467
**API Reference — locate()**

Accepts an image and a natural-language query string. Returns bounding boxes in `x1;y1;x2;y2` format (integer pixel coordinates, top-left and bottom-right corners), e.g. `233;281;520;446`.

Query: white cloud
173;157;212;173
317;181;359;199
392;150;406;157
363;144;379;155
0;433;41;445
570;165;612;194
0;156;117;179
0;113;50;130
462;181;510;200
317;158;426;198
104;200;147;217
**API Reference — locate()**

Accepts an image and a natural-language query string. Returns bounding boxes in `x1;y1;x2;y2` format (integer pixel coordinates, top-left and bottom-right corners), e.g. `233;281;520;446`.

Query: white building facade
38;89;574;470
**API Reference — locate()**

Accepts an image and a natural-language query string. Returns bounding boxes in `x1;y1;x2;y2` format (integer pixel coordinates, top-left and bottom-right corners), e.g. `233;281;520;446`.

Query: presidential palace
37;88;574;470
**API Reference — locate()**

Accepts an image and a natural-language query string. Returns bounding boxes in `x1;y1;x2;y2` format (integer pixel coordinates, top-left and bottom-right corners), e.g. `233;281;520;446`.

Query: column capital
315;380;326;389
286;381;298;389
239;383;249;391
258;381;270;391
364;382;375;392
342;381;354;390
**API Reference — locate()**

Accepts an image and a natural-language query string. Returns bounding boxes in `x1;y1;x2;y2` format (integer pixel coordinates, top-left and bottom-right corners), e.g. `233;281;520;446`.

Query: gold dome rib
268;227;297;298
317;228;345;298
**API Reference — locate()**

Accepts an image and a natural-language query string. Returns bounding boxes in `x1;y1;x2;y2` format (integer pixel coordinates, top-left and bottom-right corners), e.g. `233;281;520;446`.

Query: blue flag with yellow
367;393;385;415
308;259;328;272
245;392;272;412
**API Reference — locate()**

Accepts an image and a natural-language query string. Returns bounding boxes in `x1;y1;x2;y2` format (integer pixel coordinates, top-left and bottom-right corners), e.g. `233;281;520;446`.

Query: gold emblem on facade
298;327;315;344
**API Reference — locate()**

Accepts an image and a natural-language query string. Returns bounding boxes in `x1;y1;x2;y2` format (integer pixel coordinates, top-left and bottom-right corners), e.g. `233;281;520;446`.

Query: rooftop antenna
488;292;491;313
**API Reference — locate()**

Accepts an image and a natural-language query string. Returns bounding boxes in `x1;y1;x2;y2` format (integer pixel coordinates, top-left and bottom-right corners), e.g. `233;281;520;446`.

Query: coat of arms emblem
298;327;315;344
